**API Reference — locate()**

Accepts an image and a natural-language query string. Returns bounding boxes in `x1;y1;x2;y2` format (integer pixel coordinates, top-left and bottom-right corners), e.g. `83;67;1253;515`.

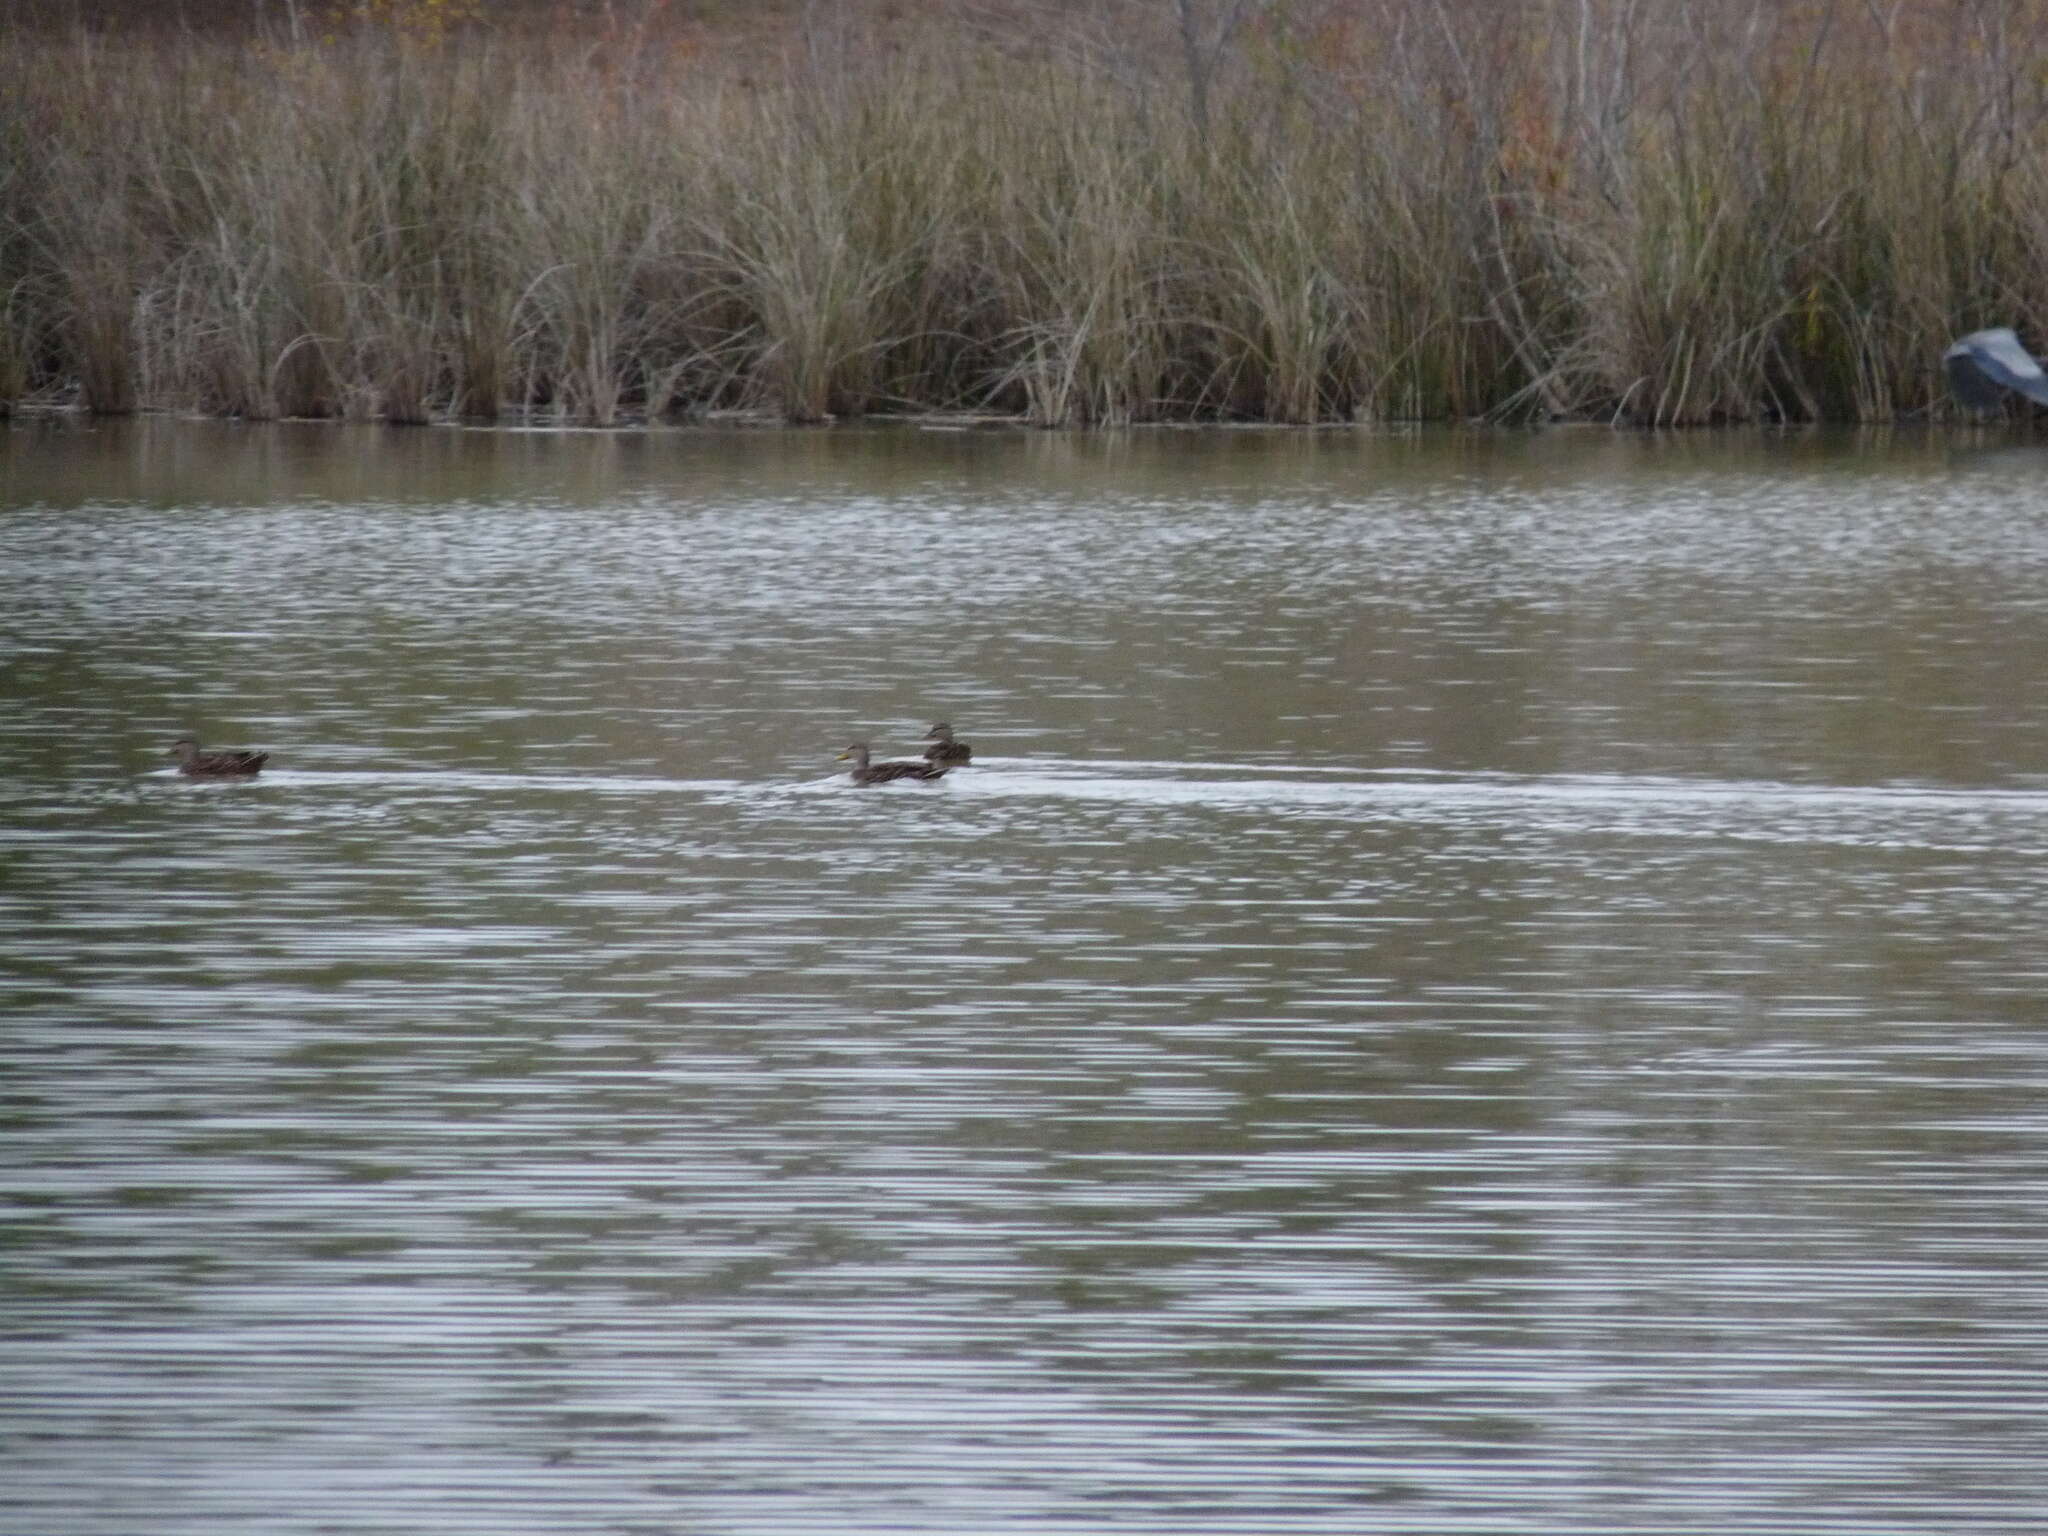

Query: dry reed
4;1;2047;425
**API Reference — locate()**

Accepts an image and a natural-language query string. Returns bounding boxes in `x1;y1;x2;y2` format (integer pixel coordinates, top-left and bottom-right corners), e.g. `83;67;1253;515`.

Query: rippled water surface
6;420;2048;1533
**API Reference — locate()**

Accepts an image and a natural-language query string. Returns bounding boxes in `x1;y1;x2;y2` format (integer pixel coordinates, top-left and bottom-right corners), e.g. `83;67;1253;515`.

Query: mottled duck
838;742;948;785
169;738;269;777
921;722;972;766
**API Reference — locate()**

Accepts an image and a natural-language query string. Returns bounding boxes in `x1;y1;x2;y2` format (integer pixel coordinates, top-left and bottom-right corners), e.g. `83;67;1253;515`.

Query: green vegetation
5;2;2048;425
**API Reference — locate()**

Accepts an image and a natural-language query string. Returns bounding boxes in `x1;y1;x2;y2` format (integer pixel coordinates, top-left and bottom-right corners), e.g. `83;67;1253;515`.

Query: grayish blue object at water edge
5;418;2048;1535
1944;326;2048;411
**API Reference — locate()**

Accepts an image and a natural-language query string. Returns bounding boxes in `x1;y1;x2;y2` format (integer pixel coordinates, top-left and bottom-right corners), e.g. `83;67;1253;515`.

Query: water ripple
6;425;2048;1534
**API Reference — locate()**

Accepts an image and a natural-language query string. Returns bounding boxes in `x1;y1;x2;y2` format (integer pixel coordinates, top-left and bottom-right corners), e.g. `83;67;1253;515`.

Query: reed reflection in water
4;421;2048;1535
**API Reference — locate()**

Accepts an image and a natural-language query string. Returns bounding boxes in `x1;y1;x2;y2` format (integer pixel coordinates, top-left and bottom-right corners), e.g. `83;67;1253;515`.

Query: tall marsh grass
5;2;2048;425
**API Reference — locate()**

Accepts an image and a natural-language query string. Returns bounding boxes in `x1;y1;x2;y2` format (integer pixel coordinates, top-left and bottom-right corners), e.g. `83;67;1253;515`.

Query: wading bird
1944;327;2048;411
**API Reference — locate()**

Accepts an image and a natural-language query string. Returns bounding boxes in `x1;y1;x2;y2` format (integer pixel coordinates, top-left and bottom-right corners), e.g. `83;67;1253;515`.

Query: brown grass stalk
4;1;2047;425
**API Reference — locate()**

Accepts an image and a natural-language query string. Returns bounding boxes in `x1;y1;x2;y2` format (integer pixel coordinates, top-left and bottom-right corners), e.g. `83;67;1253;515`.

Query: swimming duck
838;742;947;785
921;722;972;765
169;738;269;777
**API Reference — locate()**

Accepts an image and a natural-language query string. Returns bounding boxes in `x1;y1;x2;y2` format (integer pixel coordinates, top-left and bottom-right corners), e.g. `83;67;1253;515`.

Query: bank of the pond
4;3;2046;429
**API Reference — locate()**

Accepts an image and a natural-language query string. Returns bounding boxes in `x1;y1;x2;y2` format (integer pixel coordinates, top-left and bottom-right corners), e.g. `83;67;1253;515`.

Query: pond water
4;418;2048;1535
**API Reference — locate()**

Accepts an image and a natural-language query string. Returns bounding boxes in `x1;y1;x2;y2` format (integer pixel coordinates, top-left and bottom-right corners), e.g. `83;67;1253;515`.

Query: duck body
839;742;947;785
921;722;972;766
169;738;269;777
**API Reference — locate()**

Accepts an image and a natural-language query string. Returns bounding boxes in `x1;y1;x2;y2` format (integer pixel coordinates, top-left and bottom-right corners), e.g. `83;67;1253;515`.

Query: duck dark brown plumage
921;722;972;766
838;742;947;785
169;738;269;777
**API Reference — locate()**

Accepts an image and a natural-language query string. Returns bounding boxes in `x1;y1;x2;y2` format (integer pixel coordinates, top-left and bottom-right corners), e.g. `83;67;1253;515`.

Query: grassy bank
4;1;2047;426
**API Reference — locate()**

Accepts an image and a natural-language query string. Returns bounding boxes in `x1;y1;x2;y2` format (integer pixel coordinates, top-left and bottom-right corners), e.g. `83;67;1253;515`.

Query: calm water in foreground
5;419;2048;1534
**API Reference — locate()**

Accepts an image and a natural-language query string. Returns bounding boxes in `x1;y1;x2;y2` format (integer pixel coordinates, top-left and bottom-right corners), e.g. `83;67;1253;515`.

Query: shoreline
2;402;1979;436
